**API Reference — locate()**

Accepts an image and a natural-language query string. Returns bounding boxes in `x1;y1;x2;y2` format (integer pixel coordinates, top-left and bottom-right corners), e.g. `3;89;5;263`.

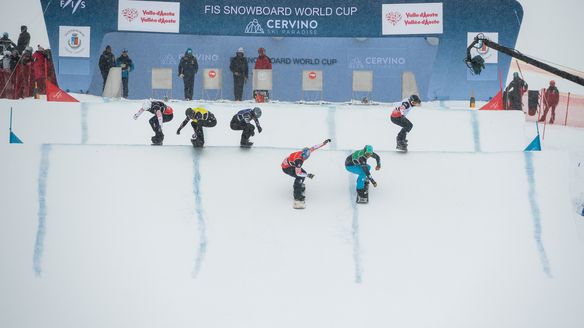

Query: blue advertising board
41;0;523;101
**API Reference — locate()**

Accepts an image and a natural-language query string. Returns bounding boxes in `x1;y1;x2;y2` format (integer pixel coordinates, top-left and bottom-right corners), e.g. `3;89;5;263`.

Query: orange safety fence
0;59;58;100
524;90;584;128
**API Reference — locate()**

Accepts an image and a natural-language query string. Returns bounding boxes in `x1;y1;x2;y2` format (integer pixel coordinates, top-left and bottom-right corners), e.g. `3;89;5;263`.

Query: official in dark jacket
178;48;199;100
229;47;248;101
98;45;116;91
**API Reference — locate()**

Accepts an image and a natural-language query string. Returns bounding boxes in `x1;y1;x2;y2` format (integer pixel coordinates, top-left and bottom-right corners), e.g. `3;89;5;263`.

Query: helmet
253;107;262;118
550;80;556;86
301;147;311;159
513;72;519;79
185;108;195;119
364;145;373;156
2;32;7;38
409;94;421;106
141;100;152;110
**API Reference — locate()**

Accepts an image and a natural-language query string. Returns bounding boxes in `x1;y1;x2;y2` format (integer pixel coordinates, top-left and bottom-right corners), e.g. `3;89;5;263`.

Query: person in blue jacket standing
116;49;134;98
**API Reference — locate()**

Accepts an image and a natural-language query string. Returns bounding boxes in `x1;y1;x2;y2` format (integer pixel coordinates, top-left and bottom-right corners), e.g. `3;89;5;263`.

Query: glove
370;179;378;188
375;165;381;171
176;129;181;135
257;126;263;133
324;138;332;144
133;113;139;120
179;74;184;79
307;173;315;179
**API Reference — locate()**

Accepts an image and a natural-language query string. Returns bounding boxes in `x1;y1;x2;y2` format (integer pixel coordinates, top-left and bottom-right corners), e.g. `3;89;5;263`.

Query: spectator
0;32;16;53
98;45;116;91
504;72;528;111
16;25;30;54
32;45;47;93
539;80;560;124
253;47;272;101
229;47;248;101
116;49;134;98
2;50;11;69
9;49;20;70
20;46;33;65
177;48;198;101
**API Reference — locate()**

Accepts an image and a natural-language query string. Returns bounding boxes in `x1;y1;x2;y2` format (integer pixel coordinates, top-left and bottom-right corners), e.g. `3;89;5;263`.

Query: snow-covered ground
1;95;584;327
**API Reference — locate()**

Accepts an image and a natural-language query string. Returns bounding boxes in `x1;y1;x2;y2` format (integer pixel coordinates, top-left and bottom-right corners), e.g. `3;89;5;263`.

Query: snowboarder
176;107;217;147
133;100;174;145
230;107;263;147
390;94;421;151
345;145;381;204
281;138;331;209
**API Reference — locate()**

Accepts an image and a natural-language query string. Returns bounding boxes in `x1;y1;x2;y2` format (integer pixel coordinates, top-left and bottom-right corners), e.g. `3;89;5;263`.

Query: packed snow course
1;98;584;328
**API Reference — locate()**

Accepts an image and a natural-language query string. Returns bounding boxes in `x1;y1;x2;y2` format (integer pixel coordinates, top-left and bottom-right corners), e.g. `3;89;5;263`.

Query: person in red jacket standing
253;47;272;102
32;45;47;94
539;80;560;124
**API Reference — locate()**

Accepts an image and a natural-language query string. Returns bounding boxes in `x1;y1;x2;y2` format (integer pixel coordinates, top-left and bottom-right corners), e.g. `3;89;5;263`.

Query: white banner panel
253;69;273;90
118;0;180;33
59;26;91;58
151;68;173;89
467;32;499;64
382;3;443;35
203;69;222;90
352;70;373;92
302;70;323;91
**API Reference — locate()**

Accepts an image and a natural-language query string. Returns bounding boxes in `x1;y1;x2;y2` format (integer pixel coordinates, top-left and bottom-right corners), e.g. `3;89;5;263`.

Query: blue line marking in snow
347;167;363;283
81;103;88;144
34;144;51;276
524;152;552;277
471;110;481;152
192;151;207;278
327;106;337;150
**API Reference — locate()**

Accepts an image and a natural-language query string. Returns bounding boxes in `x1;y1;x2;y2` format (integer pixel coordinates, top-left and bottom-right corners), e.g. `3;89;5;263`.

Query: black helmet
253;107;262;118
409;94;421;106
185;108;195;119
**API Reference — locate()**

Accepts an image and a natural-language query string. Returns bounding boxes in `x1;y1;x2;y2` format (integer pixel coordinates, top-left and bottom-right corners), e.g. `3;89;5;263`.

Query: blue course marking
347;165;363;283
33;144;51;276
81;102;88;144
327;106;337;150
191;150;207;278
471;110;481;152
524;152;552;277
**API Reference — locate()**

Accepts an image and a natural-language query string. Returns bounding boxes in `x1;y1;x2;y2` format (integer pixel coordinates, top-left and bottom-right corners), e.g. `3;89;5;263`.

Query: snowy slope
1;97;584;328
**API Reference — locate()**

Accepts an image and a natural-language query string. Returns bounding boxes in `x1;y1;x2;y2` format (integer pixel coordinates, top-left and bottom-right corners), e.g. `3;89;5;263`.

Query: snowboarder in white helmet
390;94;421;152
133;100;174;145
230;107;263;147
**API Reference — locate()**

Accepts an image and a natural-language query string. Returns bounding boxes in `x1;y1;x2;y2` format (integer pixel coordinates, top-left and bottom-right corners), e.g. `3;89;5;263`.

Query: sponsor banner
118;0;180;33
382;3;443;35
467;32;498;64
203;3;363;37
59;26;90;57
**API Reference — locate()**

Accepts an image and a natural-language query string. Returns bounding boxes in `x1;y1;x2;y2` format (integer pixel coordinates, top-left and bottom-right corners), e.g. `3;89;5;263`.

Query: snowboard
293;200;306;209
356;194;369;204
